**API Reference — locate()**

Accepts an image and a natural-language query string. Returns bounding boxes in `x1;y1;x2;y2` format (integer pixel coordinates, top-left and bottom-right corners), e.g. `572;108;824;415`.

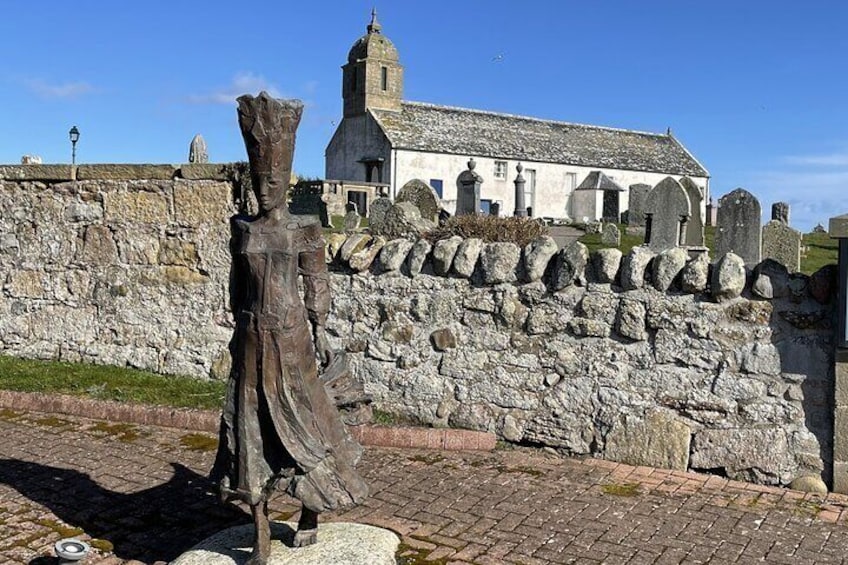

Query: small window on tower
381;67;388;91
351;68;358;93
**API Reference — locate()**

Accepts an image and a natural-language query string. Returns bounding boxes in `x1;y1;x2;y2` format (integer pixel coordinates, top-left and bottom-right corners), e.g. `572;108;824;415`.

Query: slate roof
575;171;625;192
370;102;709;177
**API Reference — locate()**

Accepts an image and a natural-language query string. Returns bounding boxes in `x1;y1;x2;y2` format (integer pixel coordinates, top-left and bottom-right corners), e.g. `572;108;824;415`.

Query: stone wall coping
0;390;496;452
0;163;239;182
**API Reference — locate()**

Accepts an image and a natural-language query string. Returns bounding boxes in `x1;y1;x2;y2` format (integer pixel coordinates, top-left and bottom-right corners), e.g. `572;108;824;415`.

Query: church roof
575;171;625;191
370;102;709;177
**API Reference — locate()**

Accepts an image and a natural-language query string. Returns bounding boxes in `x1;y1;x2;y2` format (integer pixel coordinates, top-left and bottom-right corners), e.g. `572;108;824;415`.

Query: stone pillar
456;158;482;216
513;163;526;217
830;213;848;492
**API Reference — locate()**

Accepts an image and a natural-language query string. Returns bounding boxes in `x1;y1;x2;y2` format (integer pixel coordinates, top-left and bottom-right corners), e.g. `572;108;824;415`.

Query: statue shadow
0;459;248;563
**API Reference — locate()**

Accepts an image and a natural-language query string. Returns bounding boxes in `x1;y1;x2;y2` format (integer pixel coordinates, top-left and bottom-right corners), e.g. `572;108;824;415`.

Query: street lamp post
69;126;80;166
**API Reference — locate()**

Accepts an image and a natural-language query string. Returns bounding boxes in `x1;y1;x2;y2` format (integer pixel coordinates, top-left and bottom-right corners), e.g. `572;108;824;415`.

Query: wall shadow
0;459;248;563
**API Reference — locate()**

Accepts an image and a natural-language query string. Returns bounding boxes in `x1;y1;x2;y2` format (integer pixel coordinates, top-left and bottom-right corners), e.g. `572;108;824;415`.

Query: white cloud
24;79;95;99
187;72;282;105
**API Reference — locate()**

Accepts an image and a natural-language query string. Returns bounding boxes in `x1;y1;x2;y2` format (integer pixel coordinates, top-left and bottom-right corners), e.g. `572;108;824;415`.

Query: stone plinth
170;522;399;565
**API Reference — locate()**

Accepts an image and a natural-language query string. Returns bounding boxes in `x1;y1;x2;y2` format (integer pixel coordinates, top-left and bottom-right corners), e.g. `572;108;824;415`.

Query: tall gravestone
762;220;801;272
456;158;482;216
679;177;705;246
627;184;651;226
715;188;762;266
344;202;361;233
601;223;621;247
644;177;690;252
189;134;208;163
772;202;790;225
396;179;440;222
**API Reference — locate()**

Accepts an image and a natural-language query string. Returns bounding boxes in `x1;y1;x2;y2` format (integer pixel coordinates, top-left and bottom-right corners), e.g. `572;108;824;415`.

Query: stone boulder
751;259;789;300
620;246;654;290
381;202;435;239
809;264;837;304
711;252;746;302
681;253;709;294
452;238;483;278
652;247;688;291
406;238;431;277
524;236;558;282
349;236;385;272
479;242;520;284
592;248;622;284
432;236;463;276
378;239;414;272
339;234;371;264
550;241;588;290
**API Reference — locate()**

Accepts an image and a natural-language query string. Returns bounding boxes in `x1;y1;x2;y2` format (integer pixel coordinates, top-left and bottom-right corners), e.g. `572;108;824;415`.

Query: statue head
237;92;303;216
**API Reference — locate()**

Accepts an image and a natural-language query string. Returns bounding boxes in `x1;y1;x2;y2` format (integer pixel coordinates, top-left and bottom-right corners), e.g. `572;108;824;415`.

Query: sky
0;1;846;231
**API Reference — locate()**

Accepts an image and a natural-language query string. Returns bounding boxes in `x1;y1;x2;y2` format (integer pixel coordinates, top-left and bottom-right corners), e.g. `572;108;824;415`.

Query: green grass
0;355;225;410
325;214;369;233
578;224;835;274
801;231;838;275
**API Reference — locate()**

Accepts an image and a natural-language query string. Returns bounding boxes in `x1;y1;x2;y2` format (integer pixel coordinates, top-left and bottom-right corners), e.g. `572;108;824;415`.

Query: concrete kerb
0;390;496;452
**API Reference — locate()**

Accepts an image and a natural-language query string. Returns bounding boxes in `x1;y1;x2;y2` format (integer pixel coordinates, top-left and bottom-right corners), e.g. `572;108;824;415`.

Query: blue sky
1;1;845;231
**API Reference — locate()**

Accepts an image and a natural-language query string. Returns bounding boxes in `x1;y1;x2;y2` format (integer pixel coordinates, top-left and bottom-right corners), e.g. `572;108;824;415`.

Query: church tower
342;9;404;118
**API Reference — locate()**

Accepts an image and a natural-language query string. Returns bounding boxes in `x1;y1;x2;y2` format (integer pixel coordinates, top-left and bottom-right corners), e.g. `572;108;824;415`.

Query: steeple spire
367;7;382;34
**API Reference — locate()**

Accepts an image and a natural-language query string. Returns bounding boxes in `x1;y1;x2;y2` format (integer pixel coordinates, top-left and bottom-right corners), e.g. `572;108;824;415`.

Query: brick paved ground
2;410;848;564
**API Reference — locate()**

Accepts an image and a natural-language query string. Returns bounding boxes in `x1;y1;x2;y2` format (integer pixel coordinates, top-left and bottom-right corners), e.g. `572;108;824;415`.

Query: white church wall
392;149;708;221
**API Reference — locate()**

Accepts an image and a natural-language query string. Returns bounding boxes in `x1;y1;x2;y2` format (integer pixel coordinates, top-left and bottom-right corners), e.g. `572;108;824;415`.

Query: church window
494;161;507;180
381;66;388;90
429;179;443;198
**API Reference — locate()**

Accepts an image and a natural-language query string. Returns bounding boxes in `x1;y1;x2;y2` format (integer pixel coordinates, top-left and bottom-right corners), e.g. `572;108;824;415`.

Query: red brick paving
2;409;848;564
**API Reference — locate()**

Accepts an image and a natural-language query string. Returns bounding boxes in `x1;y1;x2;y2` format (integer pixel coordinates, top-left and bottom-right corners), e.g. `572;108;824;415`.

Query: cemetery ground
3;360;848;563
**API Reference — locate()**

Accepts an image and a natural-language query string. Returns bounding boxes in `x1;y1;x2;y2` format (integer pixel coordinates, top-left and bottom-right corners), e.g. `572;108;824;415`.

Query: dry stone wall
0;164;836;487
0;165;238;377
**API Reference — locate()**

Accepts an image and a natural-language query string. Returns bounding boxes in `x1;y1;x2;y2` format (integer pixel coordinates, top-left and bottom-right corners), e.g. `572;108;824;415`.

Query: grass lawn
0;355;225;410
578;224;835;275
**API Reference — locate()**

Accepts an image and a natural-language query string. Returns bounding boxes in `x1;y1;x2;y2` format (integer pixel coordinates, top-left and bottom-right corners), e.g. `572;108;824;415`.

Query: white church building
325;11;710;221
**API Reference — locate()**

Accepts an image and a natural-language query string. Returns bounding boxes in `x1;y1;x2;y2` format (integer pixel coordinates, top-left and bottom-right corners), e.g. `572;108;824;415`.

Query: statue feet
293;507;319;547
292;528;318;547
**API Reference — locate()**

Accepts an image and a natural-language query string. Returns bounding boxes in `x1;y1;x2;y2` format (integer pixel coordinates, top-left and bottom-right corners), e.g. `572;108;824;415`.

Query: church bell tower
342;9;404;118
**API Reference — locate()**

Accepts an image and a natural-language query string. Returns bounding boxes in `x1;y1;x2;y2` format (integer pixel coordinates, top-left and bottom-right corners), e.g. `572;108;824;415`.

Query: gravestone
601;223;621;247
762;220;801;272
772;202;790;225
188;134;208;163
368;196;392;235
490;202;500;217
627;184;651;226
715;188;761;266
679;177;705;246
396;179;440;222
706;198;717;227
644;177;690;252
456;158;482;216
344;202;361;233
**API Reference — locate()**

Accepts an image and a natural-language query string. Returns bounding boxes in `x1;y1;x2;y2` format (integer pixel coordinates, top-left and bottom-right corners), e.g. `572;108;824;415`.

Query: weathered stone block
349;236;385;272
77;164;176;180
523;235;558;282
174;180;233;226
432;236;463;276
711;252;746;302
178;163;232;180
406;238;431;276
78;225;119;265
339;234;371;263
690;427;794;484
158;238;199;267
479;242;520;285
591;248;622;284
0;165;73;181
378;238;413;272
652;247;688;291
430;328;457;351
5;270;47;299
550;241;588;290
617;299;647;341
105;191;169;224
603;411;691;470
620;246;654;290
452;238;483;278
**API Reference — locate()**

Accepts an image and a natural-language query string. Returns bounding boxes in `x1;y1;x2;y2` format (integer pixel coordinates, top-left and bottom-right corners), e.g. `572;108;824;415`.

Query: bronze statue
210;92;368;565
